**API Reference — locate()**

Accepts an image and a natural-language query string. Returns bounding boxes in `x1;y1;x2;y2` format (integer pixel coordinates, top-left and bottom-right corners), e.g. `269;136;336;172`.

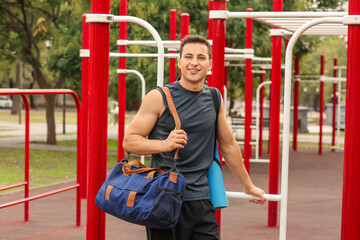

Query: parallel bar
226;191;281;201
0;181;27;191
0;184;79;209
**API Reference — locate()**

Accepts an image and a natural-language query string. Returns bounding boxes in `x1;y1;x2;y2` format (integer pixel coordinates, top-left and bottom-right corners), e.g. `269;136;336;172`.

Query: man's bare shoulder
139;88;164;116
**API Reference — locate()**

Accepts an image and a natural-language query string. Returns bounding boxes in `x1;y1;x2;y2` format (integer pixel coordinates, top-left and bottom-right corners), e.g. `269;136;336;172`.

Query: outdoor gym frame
0;89;81;227
210;8;360;240
85;0;360;239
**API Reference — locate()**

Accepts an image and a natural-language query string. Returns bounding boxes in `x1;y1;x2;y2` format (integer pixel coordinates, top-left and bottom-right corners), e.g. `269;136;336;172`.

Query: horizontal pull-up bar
226;191;281;202
209;11;348;20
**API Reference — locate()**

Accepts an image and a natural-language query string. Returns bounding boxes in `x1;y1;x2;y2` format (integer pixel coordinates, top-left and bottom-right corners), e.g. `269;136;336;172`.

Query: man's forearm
123;134;166;155
220;142;254;191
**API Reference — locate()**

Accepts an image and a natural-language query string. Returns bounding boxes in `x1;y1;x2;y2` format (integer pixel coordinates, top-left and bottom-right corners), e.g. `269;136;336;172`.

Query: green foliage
0;0;348;109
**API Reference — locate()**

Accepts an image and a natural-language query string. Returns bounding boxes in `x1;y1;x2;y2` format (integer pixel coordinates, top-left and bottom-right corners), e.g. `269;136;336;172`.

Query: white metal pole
113;16;164;87
256;81;271;161
282;17;343;240
116;69;146;164
116;69;146;101
337;69;342;148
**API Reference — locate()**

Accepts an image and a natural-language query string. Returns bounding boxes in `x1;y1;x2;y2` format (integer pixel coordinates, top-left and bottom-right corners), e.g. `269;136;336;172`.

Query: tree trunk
229;96;235;116
45;94;57;144
11;62;23;115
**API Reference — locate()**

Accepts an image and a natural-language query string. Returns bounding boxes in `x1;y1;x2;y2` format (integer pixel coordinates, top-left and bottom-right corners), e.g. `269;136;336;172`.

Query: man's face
178;43;212;84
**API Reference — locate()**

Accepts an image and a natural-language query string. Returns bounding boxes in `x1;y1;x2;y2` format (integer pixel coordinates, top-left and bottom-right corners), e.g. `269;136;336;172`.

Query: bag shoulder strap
209;87;221;166
161;86;181;161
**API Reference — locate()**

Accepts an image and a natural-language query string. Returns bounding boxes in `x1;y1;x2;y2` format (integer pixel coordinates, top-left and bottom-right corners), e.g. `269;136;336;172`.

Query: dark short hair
179;35;212;59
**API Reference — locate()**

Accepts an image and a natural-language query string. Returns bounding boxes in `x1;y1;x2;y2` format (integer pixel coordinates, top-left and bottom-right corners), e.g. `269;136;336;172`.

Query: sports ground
0;146;343;240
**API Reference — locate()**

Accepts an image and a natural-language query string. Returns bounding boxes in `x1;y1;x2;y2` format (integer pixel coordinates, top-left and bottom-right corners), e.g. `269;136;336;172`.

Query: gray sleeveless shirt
149;81;221;201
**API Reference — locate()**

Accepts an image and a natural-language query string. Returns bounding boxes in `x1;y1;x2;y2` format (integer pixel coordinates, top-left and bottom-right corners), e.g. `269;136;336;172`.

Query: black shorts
146;199;220;240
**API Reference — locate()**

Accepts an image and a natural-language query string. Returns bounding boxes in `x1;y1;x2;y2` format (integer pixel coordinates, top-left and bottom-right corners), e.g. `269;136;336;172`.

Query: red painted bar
332;58;338;152
180;13;189;78
80;15;90;199
341;0;360;238
259;64;265;157
86;0;111;238
211;0;226;233
0;184;79;209
23;95;29;222
244;8;253;173
118;0;127;162
0;182;27;191
169;9;177;83
319;55;324;155
0;90;81;226
207;0;214;86
180;13;189;39
293;56;300;151
268;0;283;227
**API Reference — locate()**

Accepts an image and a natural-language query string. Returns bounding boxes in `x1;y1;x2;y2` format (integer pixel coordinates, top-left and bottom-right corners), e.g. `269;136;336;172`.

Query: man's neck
178;78;205;92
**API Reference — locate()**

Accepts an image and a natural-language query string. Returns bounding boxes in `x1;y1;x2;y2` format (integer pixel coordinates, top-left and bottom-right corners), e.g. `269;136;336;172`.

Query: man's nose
190;58;199;66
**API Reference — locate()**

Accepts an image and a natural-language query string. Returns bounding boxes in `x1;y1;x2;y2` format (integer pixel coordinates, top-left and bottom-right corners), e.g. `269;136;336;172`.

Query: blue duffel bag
95;157;185;229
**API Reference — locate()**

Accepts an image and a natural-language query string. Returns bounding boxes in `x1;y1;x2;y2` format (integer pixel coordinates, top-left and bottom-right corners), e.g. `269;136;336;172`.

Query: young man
123;35;266;240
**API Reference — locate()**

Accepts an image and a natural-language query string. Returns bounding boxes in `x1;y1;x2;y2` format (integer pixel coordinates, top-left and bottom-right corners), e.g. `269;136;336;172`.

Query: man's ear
177;57;182;69
208;59;213;71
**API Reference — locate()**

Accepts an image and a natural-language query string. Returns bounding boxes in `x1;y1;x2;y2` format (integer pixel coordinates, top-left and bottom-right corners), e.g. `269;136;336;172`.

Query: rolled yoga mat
207;145;229;209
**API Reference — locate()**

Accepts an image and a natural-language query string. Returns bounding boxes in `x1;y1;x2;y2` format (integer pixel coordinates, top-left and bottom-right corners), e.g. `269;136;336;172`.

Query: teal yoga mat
207;146;229;209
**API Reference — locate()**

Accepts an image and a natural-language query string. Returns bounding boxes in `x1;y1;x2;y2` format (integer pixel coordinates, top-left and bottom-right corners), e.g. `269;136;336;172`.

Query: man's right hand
163;129;188;151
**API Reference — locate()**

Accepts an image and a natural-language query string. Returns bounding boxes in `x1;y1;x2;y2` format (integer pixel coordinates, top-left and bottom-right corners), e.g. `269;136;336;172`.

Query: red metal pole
293;56;300;151
207;0;214;86
180;13;189;78
80;14;90;199
22;95;30;222
244;8;253;173
118;0;127;162
169;9;177;83
268;0;283;228
341;1;360;238
180;13;189;39
259;65;265;157
319;55;324;155
332;58;338;152
86;0;110;239
211;0;226;233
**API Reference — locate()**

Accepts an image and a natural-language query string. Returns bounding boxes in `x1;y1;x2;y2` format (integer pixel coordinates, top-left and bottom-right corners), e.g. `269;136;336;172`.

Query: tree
0;0;87;144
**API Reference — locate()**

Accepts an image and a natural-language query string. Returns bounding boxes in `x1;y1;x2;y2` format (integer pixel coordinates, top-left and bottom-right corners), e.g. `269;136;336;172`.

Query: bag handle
122;160;165;176
161;87;181;161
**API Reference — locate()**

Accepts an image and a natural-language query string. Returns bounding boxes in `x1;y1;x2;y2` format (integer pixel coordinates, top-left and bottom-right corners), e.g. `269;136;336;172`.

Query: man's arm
216;96;266;205
123;89;187;155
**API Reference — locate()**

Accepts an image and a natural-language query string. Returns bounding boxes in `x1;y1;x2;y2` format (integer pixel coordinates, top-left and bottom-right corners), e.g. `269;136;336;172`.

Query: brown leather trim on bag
105;185;114;200
126;191;137;207
169;172;178;184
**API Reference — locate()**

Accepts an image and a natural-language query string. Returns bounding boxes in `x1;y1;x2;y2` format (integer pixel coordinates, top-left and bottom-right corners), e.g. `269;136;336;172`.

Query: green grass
0;147;119;193
0;110;134;125
56;139;118;151
0;110;78;124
